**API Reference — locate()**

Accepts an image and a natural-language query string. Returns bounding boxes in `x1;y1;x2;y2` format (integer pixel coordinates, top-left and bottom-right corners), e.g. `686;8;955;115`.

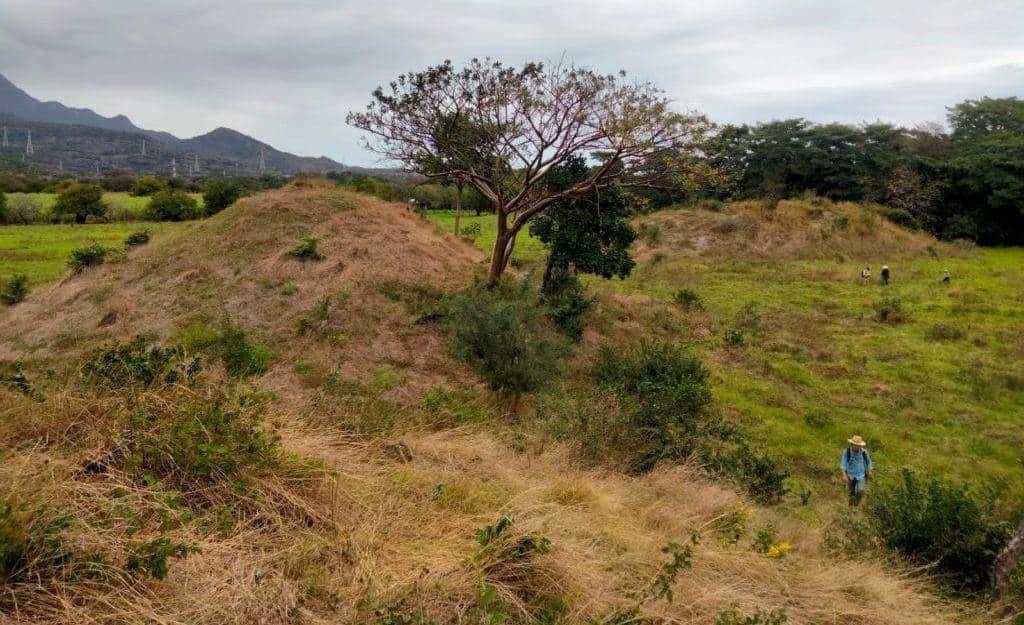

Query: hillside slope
0;184;970;624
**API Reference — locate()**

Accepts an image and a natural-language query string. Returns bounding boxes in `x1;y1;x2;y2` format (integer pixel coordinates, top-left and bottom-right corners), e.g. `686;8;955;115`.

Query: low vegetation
67;242;108;272
0;273;28;305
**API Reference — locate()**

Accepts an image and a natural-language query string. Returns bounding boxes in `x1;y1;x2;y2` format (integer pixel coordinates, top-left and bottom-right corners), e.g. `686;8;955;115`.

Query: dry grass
0;181;982;624
634;198;959;262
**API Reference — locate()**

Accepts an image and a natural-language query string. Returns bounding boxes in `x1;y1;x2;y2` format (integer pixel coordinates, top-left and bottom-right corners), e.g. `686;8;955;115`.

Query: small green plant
177;322;270;377
460;221;482;242
287;236;324;261
724;327;745;346
125;536;199;580
673;288;703;309
925;322;965;341
124;229;151;247
1;273;29;305
0;497;72;584
752;523;777;554
834;215;850;230
68;243;108;272
637;221;661;245
873;297;907;324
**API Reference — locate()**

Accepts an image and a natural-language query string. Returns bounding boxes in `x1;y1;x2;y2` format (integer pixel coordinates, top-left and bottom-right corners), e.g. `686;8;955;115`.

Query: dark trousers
847;477;866;506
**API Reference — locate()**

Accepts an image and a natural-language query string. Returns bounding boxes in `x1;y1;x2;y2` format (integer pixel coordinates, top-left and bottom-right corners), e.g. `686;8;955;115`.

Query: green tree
131;175;168;197
202;179;242;215
349;58;710;286
0;191;7;224
146;190;201;221
946;97;1024;245
53;183;106;224
529;155;636;289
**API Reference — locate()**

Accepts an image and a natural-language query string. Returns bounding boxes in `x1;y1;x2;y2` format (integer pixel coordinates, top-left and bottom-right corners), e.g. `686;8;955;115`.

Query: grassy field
428;208;1024;509
0;222;174;285
6;191;204;222
428;209;547;263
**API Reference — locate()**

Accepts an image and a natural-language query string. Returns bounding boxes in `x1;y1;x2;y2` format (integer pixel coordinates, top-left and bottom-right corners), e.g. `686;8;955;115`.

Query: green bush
68;243;108;272
124;229;151;247
541;271;594;341
0;497;72;585
53;183;106;224
0;191;7;224
459;221;482;242
445;285;565;401
673;288;703;309
702;440;789;504
1;274;29;305
177;322;270;377
125;536;198;580
202;179;242;215
146;189;201;221
867;469;1009;592
592;341;712;473
130;175;168;197
82;336;196;388
287;236;324;261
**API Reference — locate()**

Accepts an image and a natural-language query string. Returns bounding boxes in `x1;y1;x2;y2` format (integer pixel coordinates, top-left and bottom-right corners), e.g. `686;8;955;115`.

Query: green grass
5;192;204;222
611;248;1024;509
427;209;546;265
0;222;175;285
427;208;1024;509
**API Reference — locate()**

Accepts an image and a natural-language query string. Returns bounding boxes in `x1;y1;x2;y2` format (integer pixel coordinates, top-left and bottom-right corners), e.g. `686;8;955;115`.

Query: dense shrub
287;236;324;261
0;191;6;224
68;243;107;272
124;229;151;247
4;194;45;224
53;183;106;224
592;341;713;472
460;221;482;242
177;322;270;377
541;271;594;340
445;284;565;401
867;469;1009;592
130;175;168;197
146;189;201;221
202;179;242;214
1;274;29;305
82;336;196;388
702;440;789;504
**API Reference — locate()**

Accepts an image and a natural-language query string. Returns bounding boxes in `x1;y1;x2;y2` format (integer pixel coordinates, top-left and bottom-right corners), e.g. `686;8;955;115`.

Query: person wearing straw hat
840;435;874;507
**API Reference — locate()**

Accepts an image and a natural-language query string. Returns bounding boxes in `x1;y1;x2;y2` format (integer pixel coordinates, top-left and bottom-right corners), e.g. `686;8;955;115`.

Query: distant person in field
942;268;951;284
880;265;890;285
860;266;872;280
840;435;874;507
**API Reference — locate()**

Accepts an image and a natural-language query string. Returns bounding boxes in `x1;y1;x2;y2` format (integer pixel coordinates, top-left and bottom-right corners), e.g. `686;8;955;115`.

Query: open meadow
4;191;204;223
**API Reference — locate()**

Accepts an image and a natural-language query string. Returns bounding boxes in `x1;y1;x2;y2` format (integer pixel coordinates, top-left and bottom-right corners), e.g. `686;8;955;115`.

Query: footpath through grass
427;209;1024;508
0;222;174;285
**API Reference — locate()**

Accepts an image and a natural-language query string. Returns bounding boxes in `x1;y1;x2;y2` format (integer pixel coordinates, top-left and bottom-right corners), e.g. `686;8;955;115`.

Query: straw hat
848;435;867;447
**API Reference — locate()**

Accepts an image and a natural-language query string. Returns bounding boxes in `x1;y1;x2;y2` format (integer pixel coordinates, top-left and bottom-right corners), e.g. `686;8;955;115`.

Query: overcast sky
1;0;1022;166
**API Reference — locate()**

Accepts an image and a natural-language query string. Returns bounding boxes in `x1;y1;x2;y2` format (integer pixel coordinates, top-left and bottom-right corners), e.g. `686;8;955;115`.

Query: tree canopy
348;58;710;284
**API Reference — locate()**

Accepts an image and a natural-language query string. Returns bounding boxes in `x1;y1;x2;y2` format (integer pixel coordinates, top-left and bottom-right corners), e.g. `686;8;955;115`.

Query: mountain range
0;71;350;177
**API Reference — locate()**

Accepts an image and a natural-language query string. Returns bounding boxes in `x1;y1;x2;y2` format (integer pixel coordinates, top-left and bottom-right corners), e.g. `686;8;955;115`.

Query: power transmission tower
171;158;178;178
59;159;63;173
25;130;34;156
141;139;147;156
95;161;100;177
193;154;199;175
2;127;7;148
258;147;266;174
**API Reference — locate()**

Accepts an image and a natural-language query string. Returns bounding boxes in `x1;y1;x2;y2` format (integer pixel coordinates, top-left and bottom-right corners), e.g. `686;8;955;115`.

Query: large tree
348;58;709;285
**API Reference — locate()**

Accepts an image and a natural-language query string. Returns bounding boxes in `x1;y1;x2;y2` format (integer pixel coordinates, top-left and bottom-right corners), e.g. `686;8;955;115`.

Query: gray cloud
1;0;1022;165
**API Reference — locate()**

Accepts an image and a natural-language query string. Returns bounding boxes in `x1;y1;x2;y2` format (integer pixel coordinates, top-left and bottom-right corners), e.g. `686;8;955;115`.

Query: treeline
326;171;491;214
703;97;1024;245
0;170;287;195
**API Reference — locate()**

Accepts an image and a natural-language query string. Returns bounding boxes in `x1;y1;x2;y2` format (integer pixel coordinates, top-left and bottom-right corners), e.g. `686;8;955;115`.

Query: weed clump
82;335;197;388
459;221;482;243
68;243;107;273
177;322;270;376
673;288;703;309
0;497;72;586
873;297;907;324
925;322;965;341
124;229;151;247
1;273;29;305
125;536;199;580
287;236;324;261
867;468;1009;592
716;608;789;625
541;271;594;341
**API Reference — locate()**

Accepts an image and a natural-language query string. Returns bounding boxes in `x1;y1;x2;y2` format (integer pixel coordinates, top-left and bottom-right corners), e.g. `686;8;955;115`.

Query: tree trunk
994;514;1024;596
487;213;510;286
454;183;463;237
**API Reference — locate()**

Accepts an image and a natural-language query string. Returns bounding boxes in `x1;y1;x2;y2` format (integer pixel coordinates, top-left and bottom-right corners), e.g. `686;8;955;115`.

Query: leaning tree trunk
994;515;1024;596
